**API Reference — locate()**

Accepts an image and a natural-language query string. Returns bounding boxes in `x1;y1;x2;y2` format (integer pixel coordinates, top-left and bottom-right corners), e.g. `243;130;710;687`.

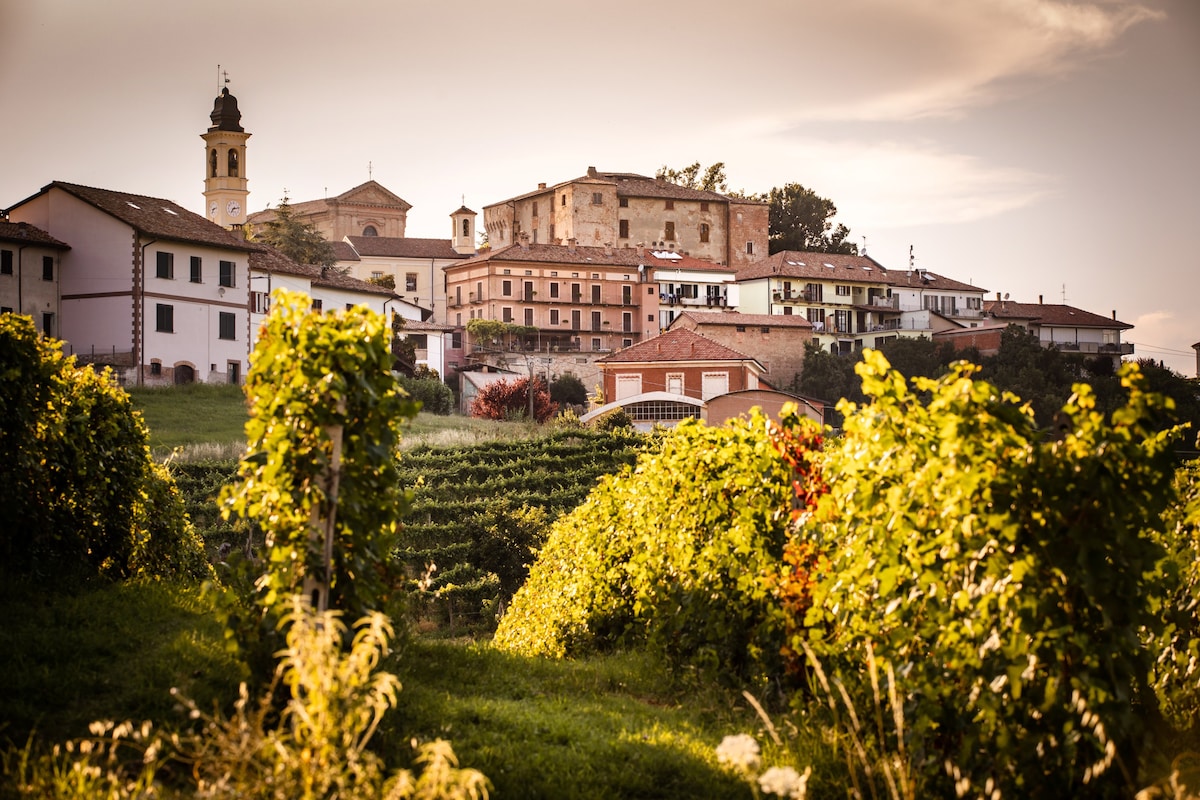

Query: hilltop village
0;86;1137;426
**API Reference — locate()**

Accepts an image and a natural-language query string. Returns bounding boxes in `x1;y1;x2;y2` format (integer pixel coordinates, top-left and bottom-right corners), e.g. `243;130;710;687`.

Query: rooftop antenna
1061;283;1068;304
908;244;914;275
861;234;867;254
368;161;373;180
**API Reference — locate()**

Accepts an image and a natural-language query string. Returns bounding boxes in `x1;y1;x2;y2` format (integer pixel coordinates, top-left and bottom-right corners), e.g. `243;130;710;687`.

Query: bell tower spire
202;71;251;230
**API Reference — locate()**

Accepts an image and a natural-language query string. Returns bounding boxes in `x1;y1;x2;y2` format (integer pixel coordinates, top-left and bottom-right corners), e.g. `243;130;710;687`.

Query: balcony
1052;341;1135;355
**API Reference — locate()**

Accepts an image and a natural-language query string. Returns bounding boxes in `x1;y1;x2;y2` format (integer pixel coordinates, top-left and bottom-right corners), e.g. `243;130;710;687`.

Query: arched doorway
174;364;196;385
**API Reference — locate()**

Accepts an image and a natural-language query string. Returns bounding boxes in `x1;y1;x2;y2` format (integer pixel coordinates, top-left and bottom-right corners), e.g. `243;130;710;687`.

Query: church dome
208;87;244;132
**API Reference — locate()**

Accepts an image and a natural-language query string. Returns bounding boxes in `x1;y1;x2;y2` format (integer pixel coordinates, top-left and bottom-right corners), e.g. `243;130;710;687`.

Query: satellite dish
1004;293;1010;300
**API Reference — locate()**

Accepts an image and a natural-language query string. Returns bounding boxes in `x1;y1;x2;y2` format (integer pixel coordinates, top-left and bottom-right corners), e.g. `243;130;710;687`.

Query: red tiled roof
22;182;256;252
671;310;813;330
736;250;985;293
599;328;761;365
488;168;765;207
0;220;70;249
984;301;1131;329
331;241;360;261
346;235;466;260
449;242;726;272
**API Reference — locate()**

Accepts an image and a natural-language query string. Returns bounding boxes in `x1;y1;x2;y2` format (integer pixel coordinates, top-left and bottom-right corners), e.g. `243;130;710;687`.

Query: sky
2;0;1197;374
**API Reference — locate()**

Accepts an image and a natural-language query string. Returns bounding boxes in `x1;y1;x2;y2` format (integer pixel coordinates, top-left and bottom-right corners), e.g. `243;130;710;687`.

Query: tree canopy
257;194;337;267
765;183;857;255
655;161;729;193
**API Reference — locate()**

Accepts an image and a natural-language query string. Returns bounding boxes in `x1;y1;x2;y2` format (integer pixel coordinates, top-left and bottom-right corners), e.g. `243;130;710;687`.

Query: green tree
549;373;588;407
367;273;395;290
258;194;337;267
656;161;729;193
221;289;419;620
765;183;857;255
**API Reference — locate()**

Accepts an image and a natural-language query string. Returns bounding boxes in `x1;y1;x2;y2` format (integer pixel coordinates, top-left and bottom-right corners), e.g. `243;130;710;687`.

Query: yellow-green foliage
806;351;1183;798
0;312;209;583
495;410;807;678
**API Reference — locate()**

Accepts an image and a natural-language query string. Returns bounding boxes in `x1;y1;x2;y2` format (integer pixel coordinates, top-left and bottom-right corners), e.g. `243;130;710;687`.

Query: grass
128;382;555;461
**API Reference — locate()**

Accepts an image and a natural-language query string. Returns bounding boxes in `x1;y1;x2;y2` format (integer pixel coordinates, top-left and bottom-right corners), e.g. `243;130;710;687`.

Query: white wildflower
758;765;812;798
715;733;761;772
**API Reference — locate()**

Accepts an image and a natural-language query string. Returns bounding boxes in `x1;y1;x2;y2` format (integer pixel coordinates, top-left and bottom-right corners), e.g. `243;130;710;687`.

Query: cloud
755;0;1165;122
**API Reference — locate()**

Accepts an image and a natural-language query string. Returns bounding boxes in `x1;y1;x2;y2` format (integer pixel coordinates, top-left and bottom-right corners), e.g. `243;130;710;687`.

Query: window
251;291;269;314
532;201;538;217
363;225;378;236
806;308;825;324
455;286;462;305
41;256;53;281
836;285;851;296
209;149;217;178
591;311;602;331
524;308;534;326
700;202;709;212
622;312;632;332
664;221;675;240
311;299;323;312
591;284;601;304
0;307;10;314
150;361;162;376
155;251;173;280
561;194;567;207
571;283;582;302
549;282;559;299
591;338;601;351
622;285;632;305
451;330;462;348
462;218;470;237
550;309;560;325
227;149;239;177
571;309;581;329
805;283;823;302
218;312;236;340
41;312;53;336
219;260;235;287
619;197;628;208
1;250;12;275
227;361;241;384
156;303;174;332
623;338;632;348
665;200;674;210
619;219;629;239
190;256;202;283
502;307;513;323
524;281;534;301
476;281;483;301
592;192;603;205
501;279;512;296
746;241;754;255
667;373;684;394
833;309;850;332
405;273;418;292
699;223;709;243
371;271;384;281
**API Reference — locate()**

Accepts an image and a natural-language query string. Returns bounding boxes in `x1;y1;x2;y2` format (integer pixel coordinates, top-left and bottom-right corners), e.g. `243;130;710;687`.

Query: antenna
368;161;373;180
908;244;915;274
1061;283;1067;304
861;234;867;254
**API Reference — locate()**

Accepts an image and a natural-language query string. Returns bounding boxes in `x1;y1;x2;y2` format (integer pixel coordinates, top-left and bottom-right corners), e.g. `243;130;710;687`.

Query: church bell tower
202;85;251;230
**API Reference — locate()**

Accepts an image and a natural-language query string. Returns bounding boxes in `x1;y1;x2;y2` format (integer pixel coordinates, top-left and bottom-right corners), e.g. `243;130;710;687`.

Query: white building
0;220;70;338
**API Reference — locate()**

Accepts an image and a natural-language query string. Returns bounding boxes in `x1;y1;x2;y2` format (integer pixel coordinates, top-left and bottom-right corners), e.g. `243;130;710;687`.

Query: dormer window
227;149;239;177
363;225;378;236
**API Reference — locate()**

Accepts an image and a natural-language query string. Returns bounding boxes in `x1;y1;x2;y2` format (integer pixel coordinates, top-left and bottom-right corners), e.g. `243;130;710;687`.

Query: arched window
209;149;217;178
362;225;378;236
228;149;239;177
461;218;470;238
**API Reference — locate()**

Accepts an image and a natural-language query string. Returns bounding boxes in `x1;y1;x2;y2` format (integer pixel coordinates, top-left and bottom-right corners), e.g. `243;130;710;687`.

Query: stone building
668;310;814;389
483;167;768;269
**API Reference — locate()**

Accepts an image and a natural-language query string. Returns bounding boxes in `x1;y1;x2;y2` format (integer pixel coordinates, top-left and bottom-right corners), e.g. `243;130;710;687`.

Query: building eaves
0;220;70;249
599;328;761;366
34;181;256;252
983;301;1132;329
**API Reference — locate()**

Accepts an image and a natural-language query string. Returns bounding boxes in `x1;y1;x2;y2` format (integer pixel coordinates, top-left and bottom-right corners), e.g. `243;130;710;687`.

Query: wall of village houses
727;202;769;267
0;242;61;336
602;362;758;405
343;255;451;316
619;196;727;263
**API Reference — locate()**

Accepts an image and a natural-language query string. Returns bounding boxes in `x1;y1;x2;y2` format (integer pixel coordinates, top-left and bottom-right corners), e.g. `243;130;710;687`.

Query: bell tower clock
201;82;251;230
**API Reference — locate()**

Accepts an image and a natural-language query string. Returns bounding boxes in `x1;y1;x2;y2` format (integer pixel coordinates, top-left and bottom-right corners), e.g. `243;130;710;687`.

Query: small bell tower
450;203;477;255
202;77;251;230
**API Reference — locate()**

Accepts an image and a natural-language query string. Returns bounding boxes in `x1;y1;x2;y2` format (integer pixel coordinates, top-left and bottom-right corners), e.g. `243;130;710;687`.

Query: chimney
1112;310;1117;320
519;232;530;251
996;292;1001;302
636;242;645;258
538;182;546;190
603;241;613;256
587;166;599;178
567;237;577;253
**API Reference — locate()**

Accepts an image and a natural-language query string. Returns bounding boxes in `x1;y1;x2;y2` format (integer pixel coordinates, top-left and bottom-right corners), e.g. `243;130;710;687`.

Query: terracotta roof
399;318;453;332
984;301;1132;330
245;180;413;225
489;167;764;207
17;182;256;252
249;246;397;298
671;311;813;330
0;220;70;249
449;242;724;272
346;235;467;260
736;250;985;293
599;328;761;366
331;241;359;261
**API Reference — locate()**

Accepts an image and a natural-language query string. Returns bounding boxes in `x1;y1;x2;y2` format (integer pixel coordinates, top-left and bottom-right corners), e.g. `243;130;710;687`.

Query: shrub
590;407;632;431
470;377;557;423
398;374;454;416
804;352;1182;797
495;409;819;681
549;373;588;407
0;313;208;585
